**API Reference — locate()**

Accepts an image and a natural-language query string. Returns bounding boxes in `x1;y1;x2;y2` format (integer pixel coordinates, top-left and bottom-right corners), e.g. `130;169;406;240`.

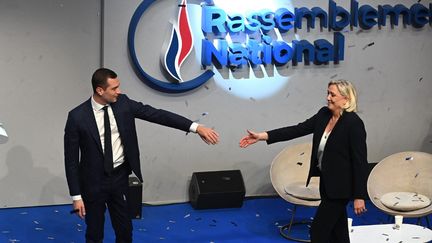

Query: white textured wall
0;0;100;207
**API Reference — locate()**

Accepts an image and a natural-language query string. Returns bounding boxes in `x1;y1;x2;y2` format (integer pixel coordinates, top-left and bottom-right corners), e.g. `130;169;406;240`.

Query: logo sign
129;0;431;95
128;0;214;93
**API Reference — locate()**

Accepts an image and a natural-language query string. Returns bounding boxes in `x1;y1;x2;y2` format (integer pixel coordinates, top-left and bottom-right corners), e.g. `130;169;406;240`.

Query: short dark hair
91;68;117;93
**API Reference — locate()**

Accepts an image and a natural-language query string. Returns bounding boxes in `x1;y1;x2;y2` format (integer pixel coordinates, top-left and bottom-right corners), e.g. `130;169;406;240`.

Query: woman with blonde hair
240;80;368;243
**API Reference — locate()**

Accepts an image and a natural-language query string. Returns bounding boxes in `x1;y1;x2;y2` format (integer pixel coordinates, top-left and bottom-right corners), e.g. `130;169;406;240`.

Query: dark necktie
102;106;113;174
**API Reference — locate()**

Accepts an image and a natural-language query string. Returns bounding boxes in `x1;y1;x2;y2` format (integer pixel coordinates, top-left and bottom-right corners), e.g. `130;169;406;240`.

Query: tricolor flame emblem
161;0;193;83
128;0;214;93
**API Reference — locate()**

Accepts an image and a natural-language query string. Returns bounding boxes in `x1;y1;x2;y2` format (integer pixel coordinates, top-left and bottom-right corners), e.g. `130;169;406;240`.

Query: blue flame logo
128;0;214;93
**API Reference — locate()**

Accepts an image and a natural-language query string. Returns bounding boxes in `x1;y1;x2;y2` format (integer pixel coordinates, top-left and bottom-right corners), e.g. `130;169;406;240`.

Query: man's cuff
72;195;82;201
189;122;199;133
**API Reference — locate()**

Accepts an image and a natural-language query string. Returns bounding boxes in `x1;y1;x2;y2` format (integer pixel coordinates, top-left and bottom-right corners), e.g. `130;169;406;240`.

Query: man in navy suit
64;68;219;243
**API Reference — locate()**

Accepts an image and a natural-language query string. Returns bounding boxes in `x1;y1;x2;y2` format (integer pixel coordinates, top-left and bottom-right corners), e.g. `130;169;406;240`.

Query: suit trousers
310;192;350;243
84;163;133;243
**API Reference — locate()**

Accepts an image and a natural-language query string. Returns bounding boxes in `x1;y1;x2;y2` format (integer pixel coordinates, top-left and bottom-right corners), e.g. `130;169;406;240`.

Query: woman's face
327;84;347;113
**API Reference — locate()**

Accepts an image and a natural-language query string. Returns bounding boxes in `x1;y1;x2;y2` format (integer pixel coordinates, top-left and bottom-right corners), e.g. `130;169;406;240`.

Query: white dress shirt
91;96;125;169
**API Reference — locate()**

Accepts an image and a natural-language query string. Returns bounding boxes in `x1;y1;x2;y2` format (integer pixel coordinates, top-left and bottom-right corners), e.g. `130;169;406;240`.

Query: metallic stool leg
279;205;312;242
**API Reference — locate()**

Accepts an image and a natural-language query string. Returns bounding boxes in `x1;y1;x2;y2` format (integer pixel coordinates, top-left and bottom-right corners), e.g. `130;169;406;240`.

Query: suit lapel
83;99;103;153
311;110;331;161
317;110;331;140
329;111;346;137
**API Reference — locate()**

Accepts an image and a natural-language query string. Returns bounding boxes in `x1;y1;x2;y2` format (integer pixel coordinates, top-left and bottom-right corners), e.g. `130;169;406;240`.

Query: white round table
350;224;432;243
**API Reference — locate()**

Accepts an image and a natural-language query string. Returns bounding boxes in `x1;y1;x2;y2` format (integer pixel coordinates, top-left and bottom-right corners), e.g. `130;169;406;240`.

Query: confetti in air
362;42;375;50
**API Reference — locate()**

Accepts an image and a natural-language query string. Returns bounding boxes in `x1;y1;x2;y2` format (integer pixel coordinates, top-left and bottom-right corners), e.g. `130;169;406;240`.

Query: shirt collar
91;95;108;112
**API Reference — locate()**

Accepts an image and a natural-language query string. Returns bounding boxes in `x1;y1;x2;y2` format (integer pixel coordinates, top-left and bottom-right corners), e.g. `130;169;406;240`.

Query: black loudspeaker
127;177;142;219
189;170;245;209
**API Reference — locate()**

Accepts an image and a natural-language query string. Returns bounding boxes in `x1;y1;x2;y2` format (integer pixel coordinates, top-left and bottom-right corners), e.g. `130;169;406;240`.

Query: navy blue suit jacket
266;107;368;200
64;94;193;200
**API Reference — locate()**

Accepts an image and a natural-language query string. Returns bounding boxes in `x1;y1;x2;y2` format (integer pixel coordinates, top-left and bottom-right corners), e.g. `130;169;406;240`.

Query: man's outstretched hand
196;125;219;145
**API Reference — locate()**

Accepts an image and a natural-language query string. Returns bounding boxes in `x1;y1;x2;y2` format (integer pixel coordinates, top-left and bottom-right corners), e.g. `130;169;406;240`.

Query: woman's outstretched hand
239;130;268;148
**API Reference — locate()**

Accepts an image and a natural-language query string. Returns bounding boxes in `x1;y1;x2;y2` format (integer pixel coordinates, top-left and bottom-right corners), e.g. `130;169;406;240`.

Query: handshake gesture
197;127;268;148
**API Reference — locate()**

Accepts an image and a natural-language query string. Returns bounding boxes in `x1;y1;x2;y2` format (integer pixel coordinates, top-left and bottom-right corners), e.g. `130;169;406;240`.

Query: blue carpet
0;197;429;243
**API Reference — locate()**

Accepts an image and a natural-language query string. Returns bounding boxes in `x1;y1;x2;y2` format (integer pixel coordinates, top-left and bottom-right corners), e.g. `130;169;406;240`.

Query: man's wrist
189;122;199;133
72;195;82;201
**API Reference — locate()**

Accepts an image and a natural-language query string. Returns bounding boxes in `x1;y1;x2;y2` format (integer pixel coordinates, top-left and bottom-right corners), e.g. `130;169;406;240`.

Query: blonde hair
328;79;358;112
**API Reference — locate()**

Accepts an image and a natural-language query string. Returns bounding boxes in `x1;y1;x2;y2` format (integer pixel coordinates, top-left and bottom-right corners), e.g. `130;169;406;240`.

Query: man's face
98;78;121;104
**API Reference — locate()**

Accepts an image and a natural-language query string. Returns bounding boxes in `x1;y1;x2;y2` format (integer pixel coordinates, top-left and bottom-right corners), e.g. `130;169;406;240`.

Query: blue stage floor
0;197;429;243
